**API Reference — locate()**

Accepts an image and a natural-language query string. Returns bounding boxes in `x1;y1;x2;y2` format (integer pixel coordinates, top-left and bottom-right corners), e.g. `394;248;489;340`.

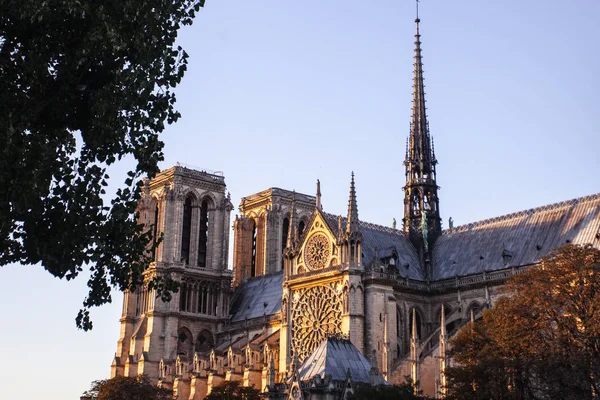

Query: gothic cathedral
111;16;600;400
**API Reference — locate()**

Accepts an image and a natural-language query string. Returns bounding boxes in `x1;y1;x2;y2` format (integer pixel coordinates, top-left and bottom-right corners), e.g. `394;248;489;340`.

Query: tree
203;381;261;400
82;375;172;400
446;244;600;400
0;0;205;330
350;379;432;399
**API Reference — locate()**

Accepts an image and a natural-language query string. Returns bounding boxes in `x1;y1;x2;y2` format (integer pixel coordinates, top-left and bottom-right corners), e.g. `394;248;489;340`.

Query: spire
403;10;441;276
346;172;359;234
316;179;322;211
287;191;297;248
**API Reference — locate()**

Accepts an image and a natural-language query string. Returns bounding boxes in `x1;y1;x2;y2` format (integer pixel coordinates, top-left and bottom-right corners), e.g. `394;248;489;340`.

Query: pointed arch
180;193;197;264
195;330;214;353
177;327;194;358
435;303;455;333
197;195;214;268
408;306;424;340
465;301;482;321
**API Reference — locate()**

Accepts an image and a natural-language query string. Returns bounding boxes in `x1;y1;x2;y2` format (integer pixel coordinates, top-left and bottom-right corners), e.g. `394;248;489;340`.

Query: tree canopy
82;375;172;400
350;380;431;400
0;0;205;330
446;244;600;400
203;380;261;400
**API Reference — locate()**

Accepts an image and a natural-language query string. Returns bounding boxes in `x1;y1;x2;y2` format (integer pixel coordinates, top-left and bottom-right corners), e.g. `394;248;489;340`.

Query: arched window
281;217;290;253
152;204;159;261
177;328;193;358
409;308;423;340
179;282;188;312
195;330;214;353
436;304;454;333
198;200;209;268
396;308;403;339
181;197;193;264
251;220;257;277
298;220;306;237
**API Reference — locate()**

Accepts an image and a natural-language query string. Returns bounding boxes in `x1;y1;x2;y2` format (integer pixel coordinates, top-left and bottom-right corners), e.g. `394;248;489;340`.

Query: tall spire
346;172;359;234
316;179;322;211
403;11;441;277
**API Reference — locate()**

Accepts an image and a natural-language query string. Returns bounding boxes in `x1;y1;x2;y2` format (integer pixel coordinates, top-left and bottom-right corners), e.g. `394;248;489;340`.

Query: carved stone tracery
290;282;343;362
304;233;330;270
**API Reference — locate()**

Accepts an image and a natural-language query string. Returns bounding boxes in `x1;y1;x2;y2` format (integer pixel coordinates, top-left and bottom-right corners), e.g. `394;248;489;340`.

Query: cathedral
110;14;600;400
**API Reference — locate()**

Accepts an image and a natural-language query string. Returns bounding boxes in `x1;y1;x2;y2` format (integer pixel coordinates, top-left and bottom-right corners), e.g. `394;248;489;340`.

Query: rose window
291;284;342;362
304;233;330;270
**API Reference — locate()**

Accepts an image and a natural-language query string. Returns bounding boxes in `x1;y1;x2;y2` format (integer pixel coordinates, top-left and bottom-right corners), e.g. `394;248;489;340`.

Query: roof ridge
322;212;406;236
444;192;600;234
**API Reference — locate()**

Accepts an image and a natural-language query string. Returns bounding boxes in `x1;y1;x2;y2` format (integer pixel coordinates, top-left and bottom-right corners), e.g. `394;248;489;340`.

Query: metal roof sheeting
433;193;600;280
230;273;284;322
297;337;387;385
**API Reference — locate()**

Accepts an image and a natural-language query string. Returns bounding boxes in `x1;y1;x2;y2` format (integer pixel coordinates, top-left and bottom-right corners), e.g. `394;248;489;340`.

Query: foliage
0;0;205;330
351;378;432;400
82;375;172;400
203;380;261;400
446;244;600;400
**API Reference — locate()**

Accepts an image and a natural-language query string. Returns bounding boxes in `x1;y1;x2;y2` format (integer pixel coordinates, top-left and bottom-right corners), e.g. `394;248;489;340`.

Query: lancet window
181;196;193;264
197;199;209;268
251;220;257;277
281;217;289;253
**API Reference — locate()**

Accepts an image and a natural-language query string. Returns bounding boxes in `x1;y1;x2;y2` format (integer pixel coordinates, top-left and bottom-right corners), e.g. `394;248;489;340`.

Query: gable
294;210;340;274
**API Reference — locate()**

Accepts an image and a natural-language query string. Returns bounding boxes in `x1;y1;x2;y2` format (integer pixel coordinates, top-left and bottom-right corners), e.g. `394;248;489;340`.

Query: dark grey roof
433;193;600;280
230;273;284;322
298;337;387;385
321;212;423;280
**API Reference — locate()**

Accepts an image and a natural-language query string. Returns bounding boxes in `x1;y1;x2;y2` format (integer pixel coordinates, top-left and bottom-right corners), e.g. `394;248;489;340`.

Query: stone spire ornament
315;179;322;211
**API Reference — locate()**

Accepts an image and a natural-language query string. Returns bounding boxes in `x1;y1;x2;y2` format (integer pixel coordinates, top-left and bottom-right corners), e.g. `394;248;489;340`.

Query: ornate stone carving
291;283;342;362
304;233;330;270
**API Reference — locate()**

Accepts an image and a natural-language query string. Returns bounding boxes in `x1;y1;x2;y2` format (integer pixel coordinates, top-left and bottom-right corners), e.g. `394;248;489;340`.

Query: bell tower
402;15;441;278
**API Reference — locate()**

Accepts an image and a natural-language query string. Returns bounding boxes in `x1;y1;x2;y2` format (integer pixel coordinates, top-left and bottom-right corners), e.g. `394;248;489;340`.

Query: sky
1;1;599;399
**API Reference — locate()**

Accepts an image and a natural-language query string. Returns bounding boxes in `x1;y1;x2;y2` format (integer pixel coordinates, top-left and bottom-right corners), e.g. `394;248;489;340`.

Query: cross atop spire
346;172;359;234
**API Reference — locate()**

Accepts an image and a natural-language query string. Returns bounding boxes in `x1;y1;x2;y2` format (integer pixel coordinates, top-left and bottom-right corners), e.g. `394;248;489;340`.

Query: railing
363;265;527;293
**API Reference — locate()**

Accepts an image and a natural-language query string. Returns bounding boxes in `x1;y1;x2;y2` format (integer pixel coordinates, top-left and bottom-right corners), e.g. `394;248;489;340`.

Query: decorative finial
316;179;322;211
416;0;420;21
346;172;359;234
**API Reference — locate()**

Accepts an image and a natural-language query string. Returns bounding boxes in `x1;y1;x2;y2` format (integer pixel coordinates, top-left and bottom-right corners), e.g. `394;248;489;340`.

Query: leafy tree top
1;0;205;329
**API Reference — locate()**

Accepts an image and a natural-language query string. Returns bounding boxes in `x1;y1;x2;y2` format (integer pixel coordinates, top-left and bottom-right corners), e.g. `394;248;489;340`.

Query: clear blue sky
1;1;599;398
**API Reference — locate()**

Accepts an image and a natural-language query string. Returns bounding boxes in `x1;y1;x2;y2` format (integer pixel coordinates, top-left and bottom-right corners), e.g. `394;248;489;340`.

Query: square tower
112;166;234;381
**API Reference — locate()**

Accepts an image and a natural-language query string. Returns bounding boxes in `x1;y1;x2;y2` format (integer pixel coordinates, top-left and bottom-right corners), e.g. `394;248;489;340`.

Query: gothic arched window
282;217;290;253
181;196;193;264
198;200;209;268
298;220;306;237
251;220;257;277
409;308;423;340
152;204;159;261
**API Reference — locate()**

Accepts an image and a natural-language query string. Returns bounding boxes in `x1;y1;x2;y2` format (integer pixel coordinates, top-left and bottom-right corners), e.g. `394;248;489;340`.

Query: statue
392;217;397;229
449;217;454;229
421;211;429;252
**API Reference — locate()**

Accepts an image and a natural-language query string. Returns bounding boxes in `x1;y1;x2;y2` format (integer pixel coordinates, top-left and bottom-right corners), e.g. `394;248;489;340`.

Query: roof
433;193;600;280
321;212;424;280
230;273;284;322
297;337;387;385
